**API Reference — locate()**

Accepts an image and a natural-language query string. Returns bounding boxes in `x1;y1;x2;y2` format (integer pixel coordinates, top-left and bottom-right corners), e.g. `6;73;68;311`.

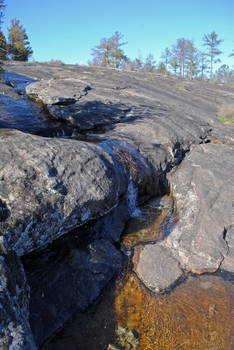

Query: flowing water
0;71;77;137
42;195;234;350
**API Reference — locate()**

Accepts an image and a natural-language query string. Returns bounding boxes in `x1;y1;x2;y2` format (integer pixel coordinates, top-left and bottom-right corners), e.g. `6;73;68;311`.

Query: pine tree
161;47;171;71
91;31;128;68
169;57;180;75
215;64;234;83
186;40;199;79
143;53;156;72
0;30;7;59
202;31;223;80
198;52;208;80
8;18;33;61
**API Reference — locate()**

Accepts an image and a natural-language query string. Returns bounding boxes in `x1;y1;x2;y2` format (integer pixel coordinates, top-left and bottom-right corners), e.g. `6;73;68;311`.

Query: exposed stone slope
1;61;234;349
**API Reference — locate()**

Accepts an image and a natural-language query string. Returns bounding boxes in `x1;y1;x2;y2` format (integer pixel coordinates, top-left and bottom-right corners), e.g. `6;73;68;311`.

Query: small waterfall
127;180;141;217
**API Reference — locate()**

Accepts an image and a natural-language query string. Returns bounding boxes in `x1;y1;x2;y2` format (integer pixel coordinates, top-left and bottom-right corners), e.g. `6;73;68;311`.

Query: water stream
41;195;234;350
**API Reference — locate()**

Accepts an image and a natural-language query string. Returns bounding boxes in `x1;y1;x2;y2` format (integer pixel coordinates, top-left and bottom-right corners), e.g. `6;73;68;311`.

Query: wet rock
3;71;37;95
135;244;183;293
25;239;122;347
220;225;234;273
166;144;234;274
0;239;36;350
116;326;139;349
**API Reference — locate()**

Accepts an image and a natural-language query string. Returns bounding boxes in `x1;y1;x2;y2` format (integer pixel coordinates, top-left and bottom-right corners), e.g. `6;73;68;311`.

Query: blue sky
2;0;234;68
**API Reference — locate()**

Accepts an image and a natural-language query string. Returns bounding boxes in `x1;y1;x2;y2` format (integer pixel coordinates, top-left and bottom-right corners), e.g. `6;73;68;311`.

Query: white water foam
127;180;141;217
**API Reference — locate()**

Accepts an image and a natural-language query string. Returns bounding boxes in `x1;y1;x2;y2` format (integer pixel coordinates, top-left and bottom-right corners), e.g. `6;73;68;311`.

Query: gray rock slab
26;78;91;105
166;143;234;274
0;130;125;255
135;244;183;293
0;130;157;256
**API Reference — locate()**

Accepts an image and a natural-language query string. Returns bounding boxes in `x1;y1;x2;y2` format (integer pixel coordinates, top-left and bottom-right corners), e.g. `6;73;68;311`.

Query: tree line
0;0;33;61
89;31;234;83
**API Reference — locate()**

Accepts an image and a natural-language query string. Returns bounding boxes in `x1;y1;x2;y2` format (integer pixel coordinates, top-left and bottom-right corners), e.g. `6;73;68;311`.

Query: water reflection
0;95;75;137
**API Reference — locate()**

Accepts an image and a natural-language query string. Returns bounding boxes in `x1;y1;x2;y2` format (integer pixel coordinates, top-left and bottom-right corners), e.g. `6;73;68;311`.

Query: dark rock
0;239;36;350
220;225;234;273
47;101;131;131
24;239;122;347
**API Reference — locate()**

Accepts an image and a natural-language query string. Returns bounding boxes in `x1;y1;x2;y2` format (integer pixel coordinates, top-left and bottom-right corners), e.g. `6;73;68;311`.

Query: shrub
217;104;234;125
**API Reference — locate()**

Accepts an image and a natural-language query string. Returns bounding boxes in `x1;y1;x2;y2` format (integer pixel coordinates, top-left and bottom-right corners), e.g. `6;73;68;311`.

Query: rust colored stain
114;273;234;350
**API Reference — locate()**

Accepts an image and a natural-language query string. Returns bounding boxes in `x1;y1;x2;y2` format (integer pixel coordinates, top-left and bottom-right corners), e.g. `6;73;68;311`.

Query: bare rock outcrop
166;143;234;274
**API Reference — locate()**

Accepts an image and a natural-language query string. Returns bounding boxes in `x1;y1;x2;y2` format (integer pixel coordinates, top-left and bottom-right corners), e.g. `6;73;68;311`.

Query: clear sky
2;0;234;68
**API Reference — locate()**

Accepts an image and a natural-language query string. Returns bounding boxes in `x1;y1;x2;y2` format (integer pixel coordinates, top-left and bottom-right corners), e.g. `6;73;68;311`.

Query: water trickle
126;179;141;218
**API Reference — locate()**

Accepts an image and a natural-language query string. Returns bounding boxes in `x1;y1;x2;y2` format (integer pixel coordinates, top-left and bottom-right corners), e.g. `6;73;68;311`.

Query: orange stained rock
114;273;234;350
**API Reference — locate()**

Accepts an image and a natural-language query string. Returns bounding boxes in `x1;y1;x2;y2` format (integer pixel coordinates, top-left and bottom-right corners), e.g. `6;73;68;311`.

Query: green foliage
0;30;7;59
157;62;167;74
8;18;33;61
217;104;234;126
202;31;223;79
169;57;179;74
217;112;234;125
215;64;234;83
161;47;171;71
91;31;128;68
143;53;156;72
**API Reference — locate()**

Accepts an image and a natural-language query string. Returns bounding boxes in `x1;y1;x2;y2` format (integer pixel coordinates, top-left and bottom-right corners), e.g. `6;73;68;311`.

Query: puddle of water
114;272;234;350
41;195;234;350
41;271;234;350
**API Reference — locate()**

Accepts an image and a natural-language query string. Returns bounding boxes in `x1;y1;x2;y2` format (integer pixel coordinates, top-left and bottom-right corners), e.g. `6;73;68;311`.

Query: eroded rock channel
0;61;234;349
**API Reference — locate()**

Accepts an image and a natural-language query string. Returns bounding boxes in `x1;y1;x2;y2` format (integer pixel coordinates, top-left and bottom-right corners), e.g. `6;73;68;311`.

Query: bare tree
172;38;189;78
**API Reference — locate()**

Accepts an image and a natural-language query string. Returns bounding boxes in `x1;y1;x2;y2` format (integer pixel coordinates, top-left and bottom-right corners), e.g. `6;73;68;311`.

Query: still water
42;196;234;350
